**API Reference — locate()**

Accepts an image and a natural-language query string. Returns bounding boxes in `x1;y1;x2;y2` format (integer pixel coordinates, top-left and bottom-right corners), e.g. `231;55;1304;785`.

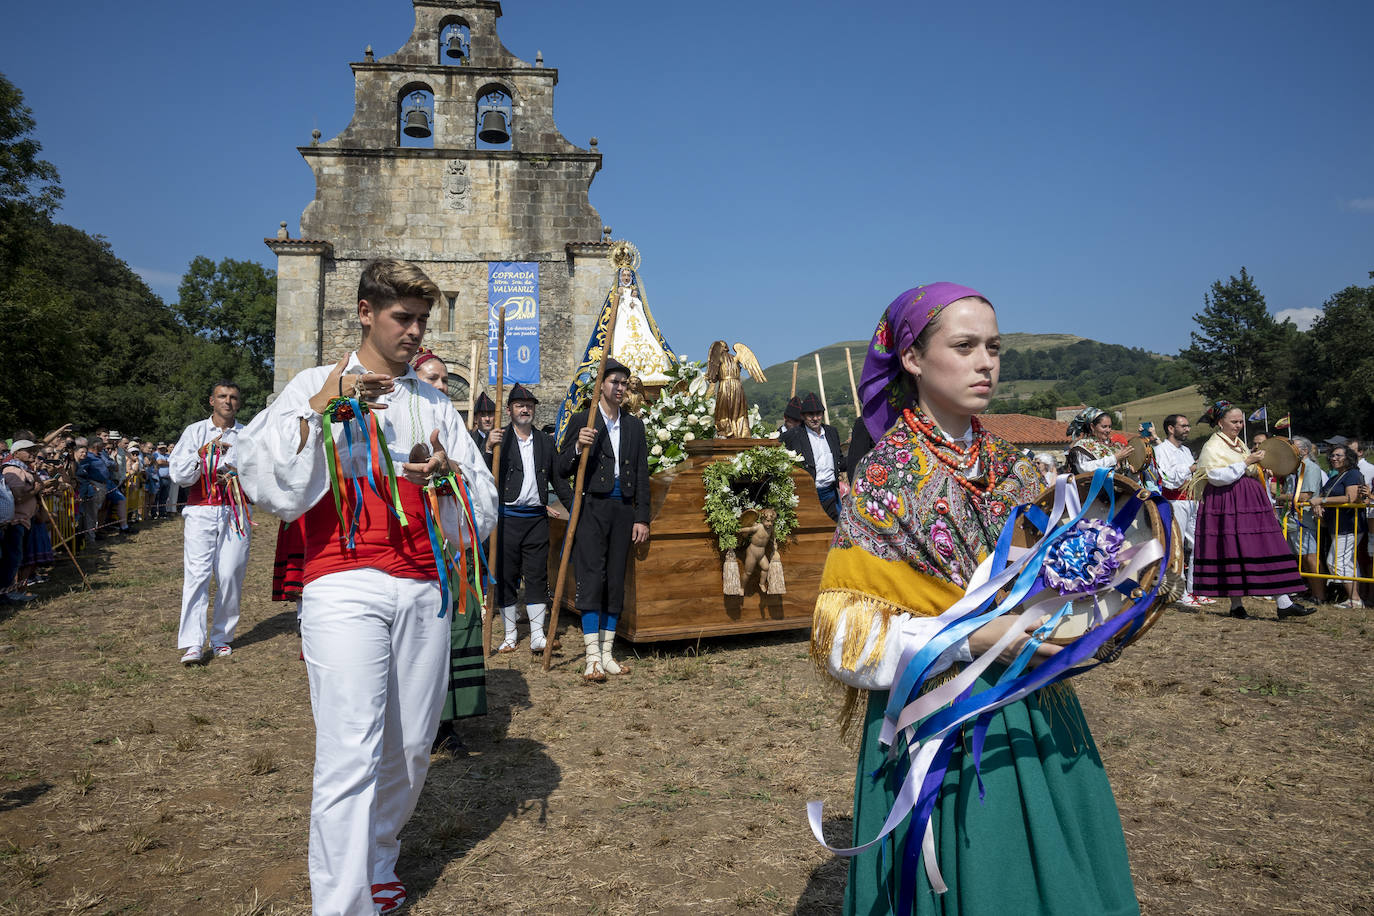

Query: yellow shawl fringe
811;546;966;737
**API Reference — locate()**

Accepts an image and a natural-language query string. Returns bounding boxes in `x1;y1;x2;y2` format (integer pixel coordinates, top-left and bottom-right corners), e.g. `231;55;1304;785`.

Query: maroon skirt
1194;474;1306;597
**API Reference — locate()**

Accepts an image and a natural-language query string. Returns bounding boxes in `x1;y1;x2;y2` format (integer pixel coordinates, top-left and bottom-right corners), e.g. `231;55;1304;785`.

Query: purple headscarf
858;282;989;442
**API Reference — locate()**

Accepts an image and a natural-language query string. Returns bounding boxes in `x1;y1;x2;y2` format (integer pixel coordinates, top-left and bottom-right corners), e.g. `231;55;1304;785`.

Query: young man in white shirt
235;259;497;916
1154;413;1207;608
168;382;250;664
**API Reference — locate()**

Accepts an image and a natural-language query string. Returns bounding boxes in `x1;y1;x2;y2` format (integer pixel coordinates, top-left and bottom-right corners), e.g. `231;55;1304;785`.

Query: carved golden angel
622;375;646;417
707;340;767;439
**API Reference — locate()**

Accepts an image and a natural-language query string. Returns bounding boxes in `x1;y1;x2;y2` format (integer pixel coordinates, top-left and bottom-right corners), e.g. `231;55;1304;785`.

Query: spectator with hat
558;356;651;682
780;392;849;521
471;391;497;453
2;439;40;602
486;383;573;655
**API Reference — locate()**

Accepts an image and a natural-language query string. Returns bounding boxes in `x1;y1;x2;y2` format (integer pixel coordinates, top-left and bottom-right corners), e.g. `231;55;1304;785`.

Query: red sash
299;476;437;587
1160;486;1189;501
184;478;212;507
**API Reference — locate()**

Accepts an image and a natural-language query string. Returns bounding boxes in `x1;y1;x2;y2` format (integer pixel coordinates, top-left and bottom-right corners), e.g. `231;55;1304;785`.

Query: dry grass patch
0;518;1370;913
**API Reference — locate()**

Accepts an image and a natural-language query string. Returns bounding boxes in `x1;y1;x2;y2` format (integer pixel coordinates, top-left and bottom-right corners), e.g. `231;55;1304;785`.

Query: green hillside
744;332;1187;428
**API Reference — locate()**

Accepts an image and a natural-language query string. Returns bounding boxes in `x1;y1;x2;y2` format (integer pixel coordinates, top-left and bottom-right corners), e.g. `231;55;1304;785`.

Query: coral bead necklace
903;408;996;499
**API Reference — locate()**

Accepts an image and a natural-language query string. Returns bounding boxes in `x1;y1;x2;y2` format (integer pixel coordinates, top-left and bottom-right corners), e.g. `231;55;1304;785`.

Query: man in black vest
470;392;497;453
780;392;848;521
557;358;650;682
484;385;573;655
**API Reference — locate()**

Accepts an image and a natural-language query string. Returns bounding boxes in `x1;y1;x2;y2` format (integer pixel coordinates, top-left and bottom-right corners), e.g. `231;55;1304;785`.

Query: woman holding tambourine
1191;406;1314;620
1065;407;1133;475
812;285;1138;915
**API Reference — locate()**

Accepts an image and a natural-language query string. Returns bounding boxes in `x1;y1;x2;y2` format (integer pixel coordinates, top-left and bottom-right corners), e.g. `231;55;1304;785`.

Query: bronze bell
478;109;510;144
403;106;432;139
445;32;466;60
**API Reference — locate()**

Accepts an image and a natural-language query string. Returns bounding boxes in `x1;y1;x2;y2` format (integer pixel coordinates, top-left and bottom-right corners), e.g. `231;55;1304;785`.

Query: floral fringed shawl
811;421;1045;730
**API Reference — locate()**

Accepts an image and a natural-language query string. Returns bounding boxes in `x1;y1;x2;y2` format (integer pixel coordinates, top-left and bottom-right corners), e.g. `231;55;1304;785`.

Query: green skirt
845;675;1138;916
439;561;487;722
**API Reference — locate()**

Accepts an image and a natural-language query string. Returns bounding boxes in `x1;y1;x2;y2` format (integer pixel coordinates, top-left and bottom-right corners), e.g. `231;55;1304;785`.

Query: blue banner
488;262;539;384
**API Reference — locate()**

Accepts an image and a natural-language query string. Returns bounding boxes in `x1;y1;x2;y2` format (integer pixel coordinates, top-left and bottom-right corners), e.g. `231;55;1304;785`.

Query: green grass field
1112;384;1208;435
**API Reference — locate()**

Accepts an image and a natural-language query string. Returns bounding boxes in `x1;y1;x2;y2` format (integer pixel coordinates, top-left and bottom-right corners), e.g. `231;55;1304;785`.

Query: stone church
265;0;615;417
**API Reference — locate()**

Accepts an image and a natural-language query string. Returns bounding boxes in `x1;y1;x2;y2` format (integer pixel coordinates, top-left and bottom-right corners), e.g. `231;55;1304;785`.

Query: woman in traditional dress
1192;406;1314;620
814;283;1139;915
1065;407;1133;475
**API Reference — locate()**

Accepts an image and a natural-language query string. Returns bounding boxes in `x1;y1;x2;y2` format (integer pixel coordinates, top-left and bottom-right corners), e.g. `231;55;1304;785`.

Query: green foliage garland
701;446;802;552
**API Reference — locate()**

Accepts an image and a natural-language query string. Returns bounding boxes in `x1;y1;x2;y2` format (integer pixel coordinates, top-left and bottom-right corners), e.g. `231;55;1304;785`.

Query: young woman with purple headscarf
812;284;1138;914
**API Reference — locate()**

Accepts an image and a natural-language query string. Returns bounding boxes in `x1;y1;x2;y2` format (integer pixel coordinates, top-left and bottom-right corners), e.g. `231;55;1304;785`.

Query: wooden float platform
549;438;836;643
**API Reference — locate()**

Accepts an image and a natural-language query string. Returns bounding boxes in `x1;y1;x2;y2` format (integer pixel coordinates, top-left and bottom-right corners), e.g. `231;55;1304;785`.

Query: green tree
1306;278;1374;437
173;256;277;414
0;72;61;219
1179;268;1287;406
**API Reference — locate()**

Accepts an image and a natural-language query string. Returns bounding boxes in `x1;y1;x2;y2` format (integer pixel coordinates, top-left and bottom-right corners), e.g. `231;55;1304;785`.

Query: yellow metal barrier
1282;500;1373;585
40;488;79;551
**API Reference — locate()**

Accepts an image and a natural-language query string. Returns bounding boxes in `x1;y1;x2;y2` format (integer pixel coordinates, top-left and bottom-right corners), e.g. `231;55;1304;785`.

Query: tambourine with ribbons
320;396;407;549
198;439;253;537
808;469;1180;908
414;444;490;619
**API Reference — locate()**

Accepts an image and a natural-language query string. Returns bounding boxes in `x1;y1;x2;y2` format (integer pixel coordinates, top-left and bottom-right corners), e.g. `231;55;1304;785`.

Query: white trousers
301;568;449;916
1169;499;1197;593
178;504;251;649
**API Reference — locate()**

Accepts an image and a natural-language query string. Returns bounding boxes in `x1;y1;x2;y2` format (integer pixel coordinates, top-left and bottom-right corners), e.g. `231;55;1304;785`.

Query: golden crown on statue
607;240;641;270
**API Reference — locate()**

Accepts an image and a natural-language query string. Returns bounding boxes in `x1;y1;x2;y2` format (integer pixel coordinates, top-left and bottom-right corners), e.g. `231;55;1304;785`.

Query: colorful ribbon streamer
422;470;490;618
320;397;408;548
198;444;252;538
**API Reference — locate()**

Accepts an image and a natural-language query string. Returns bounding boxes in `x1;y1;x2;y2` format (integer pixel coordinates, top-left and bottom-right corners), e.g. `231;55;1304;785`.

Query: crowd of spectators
1279;435;1372;606
0;425;178;605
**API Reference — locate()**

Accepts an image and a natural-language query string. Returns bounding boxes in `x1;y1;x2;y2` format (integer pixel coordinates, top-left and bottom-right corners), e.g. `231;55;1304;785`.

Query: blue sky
6;0;1371;368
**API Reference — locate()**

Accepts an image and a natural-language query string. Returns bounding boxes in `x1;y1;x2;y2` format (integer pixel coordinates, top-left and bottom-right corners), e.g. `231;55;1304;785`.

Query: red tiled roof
978;413;1071;445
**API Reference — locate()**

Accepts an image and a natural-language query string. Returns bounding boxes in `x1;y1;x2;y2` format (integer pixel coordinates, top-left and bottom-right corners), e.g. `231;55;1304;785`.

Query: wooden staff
481;305;506;658
814;352;830;425
844;347;859;420
544;293;622;671
467;339;480;429
789;361;798;398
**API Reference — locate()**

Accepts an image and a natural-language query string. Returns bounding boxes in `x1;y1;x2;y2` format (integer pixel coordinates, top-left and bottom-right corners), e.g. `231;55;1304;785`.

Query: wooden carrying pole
844;348;860;420
789;361;798;398
467;339;480;429
481;308;506;658
814;352;830;425
543;297;622;671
